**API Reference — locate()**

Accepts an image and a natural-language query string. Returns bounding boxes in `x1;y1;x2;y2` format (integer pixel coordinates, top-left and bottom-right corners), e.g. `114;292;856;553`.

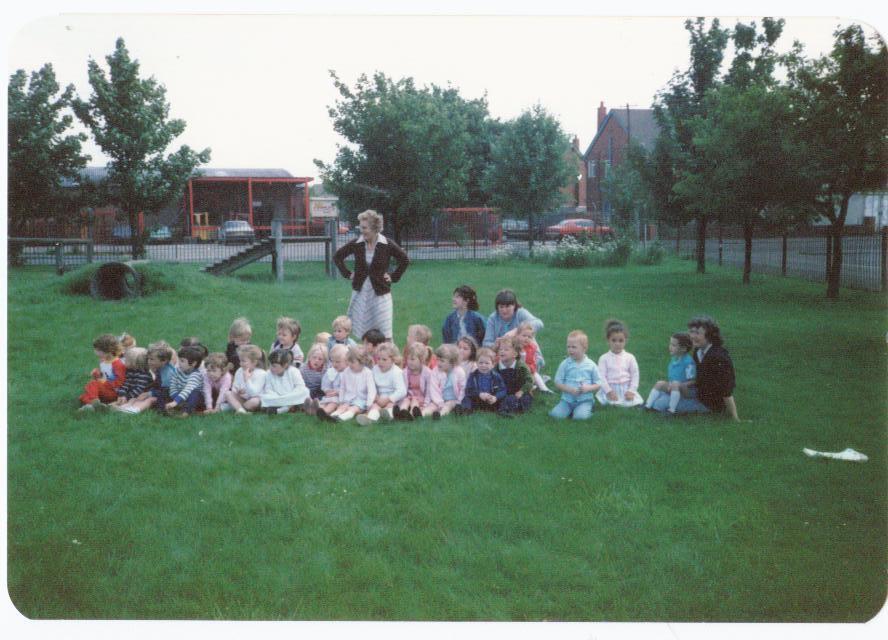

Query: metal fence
661;227;888;292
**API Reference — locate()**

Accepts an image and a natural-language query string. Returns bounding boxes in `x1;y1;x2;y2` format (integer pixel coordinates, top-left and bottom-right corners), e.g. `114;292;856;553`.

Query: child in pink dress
396;342;435;420
595;319;642;407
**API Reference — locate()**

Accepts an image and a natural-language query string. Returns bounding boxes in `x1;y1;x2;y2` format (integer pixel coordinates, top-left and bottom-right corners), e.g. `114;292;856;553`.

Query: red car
546;218;613;241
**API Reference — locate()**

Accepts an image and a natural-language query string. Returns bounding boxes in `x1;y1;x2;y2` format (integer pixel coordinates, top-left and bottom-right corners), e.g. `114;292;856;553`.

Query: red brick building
582;102;660;222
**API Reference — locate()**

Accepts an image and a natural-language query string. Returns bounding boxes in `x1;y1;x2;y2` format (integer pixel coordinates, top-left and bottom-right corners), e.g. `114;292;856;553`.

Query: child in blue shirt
442;284;486;346
456;347;506;414
644;332;696;413
549;330;601;420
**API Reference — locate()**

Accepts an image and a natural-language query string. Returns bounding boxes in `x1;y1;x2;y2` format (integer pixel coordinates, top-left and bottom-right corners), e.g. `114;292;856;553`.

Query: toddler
165;345;206;416
396;342;436;420
495;336;534;417
457;336;478;377
301;343;329;404
358;342;406;425
317;344;348;420
549;330;601;420
96;347;152;411
119;332;136;351
201;352;232;413
405;323;437;369
361;328;387;364
79;333;126;408
426;343;466;418
442;284;486;346
315;331;332;345
270;317;304;366
260;349;310;414
457;347;507;415
328;345;376;423
644;332;696;414
515;321;551;393
114;342;177;414
226;317;253;372
327;316;357;355
595;319;642;407
221;344;268;414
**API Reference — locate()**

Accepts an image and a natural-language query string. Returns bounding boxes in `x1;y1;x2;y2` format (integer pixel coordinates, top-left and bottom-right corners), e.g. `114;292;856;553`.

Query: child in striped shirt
165;345;206;417
301;343;328;403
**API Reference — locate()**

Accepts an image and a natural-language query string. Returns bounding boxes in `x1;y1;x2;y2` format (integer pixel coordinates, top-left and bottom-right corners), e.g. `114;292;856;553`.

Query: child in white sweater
357;342;406;425
221;345;268;414
260;348;310;414
329;345;376;423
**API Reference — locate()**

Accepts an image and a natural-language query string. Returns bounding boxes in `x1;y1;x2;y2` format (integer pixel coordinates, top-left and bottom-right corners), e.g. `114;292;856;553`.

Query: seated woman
650;315;739;421
482;288;545;368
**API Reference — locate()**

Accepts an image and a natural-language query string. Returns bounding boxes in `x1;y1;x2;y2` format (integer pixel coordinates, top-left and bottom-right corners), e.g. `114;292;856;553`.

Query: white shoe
355;414;373;426
381;407;394;421
119;406;140;414
78;403;95;411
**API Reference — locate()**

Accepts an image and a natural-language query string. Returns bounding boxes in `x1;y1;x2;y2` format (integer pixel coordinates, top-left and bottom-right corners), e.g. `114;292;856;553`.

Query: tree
786;25;888;298
73;38;210;258
652;17;730;273
8;64;89;237
482;104;574;255
602;142;654;238
315;71;487;244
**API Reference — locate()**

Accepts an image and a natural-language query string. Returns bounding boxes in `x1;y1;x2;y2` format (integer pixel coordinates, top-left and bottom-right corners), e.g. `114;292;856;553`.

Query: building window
604;160;611;178
588;159;596;178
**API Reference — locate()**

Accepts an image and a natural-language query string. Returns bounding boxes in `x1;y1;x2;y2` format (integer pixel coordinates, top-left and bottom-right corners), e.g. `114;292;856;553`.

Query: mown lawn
6;258;887;620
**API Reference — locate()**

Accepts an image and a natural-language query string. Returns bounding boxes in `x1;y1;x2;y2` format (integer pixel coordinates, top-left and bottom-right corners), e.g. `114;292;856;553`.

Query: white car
219;220;255;244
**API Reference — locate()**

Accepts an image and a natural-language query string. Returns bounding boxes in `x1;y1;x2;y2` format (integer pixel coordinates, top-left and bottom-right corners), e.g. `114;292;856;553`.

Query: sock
338;410;355;421
367;408;380;421
668;389;681;413
120;406;140;414
645;389;661;408
382;407;394;420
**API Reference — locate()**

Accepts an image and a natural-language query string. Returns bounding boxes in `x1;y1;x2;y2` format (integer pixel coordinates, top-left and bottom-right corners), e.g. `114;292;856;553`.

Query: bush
632;241;665;265
592;237;632;267
58;262;176;297
484;243;521;265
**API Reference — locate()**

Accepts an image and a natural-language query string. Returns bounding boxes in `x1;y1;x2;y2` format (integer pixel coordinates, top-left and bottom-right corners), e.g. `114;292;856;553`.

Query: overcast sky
5;2;887;185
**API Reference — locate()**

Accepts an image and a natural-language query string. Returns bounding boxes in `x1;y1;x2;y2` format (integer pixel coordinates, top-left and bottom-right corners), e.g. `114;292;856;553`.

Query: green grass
7;258;887;620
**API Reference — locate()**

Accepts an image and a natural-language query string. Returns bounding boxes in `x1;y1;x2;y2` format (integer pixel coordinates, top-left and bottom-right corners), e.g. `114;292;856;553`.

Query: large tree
786;25;888;298
602;142;654;238
482;104;574;255
652;17;730;273
73;38;210;258
315;71;488;244
8;64;89;237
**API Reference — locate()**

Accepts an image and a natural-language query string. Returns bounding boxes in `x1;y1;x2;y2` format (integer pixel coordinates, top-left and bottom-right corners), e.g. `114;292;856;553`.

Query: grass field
6;258;887;621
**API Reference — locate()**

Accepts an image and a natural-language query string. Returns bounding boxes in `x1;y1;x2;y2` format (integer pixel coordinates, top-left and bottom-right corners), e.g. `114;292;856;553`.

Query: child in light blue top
644;332;697;413
549;330;601;420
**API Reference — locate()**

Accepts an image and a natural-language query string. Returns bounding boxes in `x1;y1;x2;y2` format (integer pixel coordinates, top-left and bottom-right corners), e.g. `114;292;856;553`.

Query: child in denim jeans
549;330;601;420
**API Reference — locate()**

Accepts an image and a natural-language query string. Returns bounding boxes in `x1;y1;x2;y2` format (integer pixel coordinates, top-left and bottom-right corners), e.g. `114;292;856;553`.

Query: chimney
597;101;607;130
572;136;580;151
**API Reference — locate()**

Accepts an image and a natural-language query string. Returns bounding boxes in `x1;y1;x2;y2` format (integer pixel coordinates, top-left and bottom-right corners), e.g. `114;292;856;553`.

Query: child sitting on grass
201;352;232;414
404;323;437;369
595;319;642;408
270;317;304;367
108;347;152;406
549;330;601;421
396;342;435;420
165;345;206;417
457;336;478;377
114;342;176;414
301;343;328;404
327;345;376;423
79;333;126;408
515;321;551;393
226;317;253;372
425;343;466;419
456;347;506;415
221;345;268;414
327;316;357;355
357;342;405;425
441;284;486;346
260;349;310;415
317;344;348;420
361;328;387;364
644;332;696;414
495;336;534;418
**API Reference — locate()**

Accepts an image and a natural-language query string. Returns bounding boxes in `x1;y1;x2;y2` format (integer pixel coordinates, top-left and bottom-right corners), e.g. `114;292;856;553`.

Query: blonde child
260;349;310;414
644;332;696;414
317;344;348;420
95;347;152;411
221;345;268;414
405;323;437;369
226;317;253;372
456;347;506;415
549;330;601;420
516;321;552;393
328;345;376;423
495;336;534;417
201;352;232;413
270;317;304;366
425;343;466;419
327;316;357;355
113;342;176;414
301;343;328;406
79;333;126;408
456;336;478;377
315;331;331;345
396;342;435;420
119;332;136;351
357;342;406;425
595;319;642;408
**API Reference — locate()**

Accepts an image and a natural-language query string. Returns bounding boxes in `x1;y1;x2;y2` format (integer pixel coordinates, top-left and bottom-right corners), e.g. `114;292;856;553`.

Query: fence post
433;214;439;249
86;208;94;264
782;233;788;277
882;227;887;292
272;219;284;283
327;218;338;279
718;223;723;266
54;242;64;275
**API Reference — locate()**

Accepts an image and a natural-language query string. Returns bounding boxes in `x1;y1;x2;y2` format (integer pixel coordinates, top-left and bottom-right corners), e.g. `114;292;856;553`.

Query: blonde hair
315;331;331;344
276;316;301;340
124;347;148;371
329;343;349;361
204;352;229;371
405;342;430;365
147;341;175;363
346;344;373;367
332;315;352;333
496;335;521;355
434;343;459;367
306;342;328;364
357;209;384;233
567;330;589;351
237;344;266;369
517;321;536;336
407;324;432;345
229;317;252;341
375;341;401;366
476;347;496;364
118;332;136;351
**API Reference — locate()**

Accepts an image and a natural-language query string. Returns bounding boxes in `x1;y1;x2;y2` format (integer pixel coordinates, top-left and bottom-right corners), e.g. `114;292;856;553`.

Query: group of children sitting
78;285;698;423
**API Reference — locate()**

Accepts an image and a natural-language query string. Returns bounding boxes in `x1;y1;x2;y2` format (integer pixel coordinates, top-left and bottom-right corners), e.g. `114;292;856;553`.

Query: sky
5;1;886;185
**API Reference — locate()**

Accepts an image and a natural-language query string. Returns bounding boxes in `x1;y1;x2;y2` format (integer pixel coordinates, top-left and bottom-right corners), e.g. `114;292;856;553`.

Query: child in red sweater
79;333;127;408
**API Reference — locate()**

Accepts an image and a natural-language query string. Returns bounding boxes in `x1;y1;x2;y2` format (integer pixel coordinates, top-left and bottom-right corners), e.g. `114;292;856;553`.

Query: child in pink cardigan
396;342;435;420
595;319;642;407
424;343;466;419
201;352;232;413
328;345;376;422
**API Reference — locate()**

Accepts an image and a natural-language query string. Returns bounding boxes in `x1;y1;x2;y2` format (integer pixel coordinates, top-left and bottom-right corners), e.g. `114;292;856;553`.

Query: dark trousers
500;393;532;414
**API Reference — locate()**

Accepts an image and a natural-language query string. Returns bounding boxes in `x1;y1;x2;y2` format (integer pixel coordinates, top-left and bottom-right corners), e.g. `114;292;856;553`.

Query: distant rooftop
73;166;300;184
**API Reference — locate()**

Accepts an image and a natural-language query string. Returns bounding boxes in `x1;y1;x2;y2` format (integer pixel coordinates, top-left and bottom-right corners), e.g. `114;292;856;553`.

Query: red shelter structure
183;168;313;239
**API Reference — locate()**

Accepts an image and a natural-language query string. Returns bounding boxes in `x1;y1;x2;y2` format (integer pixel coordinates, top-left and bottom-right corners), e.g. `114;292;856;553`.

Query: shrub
591;237;632;267
633;241;665;265
484;243;521;265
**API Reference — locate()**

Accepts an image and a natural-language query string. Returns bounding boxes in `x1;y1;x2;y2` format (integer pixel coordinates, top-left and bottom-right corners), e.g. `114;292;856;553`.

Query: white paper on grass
802;447;869;462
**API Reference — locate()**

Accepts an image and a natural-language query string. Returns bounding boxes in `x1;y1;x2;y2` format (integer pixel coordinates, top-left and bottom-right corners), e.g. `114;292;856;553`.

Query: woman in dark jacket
333;209;409;340
652;315;739;420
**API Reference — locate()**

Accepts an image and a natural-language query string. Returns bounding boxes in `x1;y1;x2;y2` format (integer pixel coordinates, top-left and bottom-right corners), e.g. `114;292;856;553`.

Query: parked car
111;222;132;239
149;225;172;240
219;220;256;244
502;218;529;240
546;218;613;242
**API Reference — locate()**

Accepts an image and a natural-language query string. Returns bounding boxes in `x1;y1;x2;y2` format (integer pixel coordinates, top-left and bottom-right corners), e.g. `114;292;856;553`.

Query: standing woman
333;210;410;341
